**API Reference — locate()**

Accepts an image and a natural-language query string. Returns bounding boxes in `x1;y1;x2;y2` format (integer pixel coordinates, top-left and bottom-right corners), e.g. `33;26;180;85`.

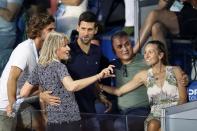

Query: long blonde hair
38;31;69;66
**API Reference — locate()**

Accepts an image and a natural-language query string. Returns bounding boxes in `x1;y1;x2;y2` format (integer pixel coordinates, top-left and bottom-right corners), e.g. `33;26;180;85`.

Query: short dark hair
27;13;55;39
78;11;98;27
111;31;131;53
147;40;168;65
111;31;129;42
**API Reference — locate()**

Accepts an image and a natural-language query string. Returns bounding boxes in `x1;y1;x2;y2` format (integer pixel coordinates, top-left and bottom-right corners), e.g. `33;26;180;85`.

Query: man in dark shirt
67;11;112;131
67;11;108;113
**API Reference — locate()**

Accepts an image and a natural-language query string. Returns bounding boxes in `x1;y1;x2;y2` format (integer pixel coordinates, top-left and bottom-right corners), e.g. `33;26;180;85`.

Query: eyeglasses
122;65;128;77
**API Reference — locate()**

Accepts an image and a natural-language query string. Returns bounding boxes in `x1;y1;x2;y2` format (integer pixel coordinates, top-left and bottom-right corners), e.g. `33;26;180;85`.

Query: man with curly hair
0;13;55;131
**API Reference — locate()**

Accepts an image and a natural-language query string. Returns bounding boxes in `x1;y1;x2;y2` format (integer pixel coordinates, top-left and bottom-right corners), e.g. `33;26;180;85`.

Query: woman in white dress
99;40;187;131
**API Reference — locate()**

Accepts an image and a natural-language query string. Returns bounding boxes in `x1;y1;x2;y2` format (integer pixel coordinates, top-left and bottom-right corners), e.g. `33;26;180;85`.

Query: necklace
155;76;159;81
152;65;165;83
154;72;164;81
153;69;166;88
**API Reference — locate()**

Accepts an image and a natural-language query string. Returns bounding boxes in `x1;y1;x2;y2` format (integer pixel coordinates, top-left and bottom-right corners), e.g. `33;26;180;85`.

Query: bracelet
99;84;104;95
100;84;104;91
99;91;106;100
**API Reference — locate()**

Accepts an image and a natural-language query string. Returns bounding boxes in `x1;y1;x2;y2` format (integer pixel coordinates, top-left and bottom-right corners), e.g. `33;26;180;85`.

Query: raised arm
0;1;22;21
100;71;146;96
62;65;115;92
173;66;187;104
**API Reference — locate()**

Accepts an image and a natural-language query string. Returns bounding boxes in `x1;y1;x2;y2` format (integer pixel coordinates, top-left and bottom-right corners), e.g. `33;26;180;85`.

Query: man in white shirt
0;13;55;131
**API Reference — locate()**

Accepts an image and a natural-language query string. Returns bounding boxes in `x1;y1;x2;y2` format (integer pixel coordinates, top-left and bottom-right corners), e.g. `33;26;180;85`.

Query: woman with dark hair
99;40;187;131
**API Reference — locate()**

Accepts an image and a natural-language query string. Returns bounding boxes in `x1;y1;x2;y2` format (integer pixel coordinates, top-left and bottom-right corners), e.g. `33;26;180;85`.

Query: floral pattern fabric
28;61;81;124
145;66;179;130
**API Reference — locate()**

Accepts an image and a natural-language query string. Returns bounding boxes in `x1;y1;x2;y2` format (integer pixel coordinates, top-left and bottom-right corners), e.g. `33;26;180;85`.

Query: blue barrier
188;81;197;102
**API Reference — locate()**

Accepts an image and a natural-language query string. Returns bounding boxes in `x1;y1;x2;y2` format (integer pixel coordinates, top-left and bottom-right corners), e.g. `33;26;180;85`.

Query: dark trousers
46;121;81;131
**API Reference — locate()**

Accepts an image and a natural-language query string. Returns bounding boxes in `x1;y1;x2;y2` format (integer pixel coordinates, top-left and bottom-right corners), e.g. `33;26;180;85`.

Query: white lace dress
144;66;179;130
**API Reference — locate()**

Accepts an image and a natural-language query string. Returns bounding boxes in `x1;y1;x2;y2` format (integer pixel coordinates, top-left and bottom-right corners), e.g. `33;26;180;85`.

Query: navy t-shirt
67;41;102;113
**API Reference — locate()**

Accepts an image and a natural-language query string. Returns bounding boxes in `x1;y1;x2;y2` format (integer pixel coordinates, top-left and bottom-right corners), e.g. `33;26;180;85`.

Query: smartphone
170;0;184;12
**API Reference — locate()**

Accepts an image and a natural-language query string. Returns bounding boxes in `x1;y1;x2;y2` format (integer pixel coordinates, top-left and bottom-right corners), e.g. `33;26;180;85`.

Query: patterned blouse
146;66;179;118
28;61;81;124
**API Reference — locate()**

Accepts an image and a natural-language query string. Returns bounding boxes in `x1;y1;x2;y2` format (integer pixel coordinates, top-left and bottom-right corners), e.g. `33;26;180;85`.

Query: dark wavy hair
26;13;55;39
146;40;168;65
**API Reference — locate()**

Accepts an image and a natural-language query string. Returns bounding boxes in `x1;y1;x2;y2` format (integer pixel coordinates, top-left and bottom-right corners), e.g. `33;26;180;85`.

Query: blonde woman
20;31;114;131
99;40;187;131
